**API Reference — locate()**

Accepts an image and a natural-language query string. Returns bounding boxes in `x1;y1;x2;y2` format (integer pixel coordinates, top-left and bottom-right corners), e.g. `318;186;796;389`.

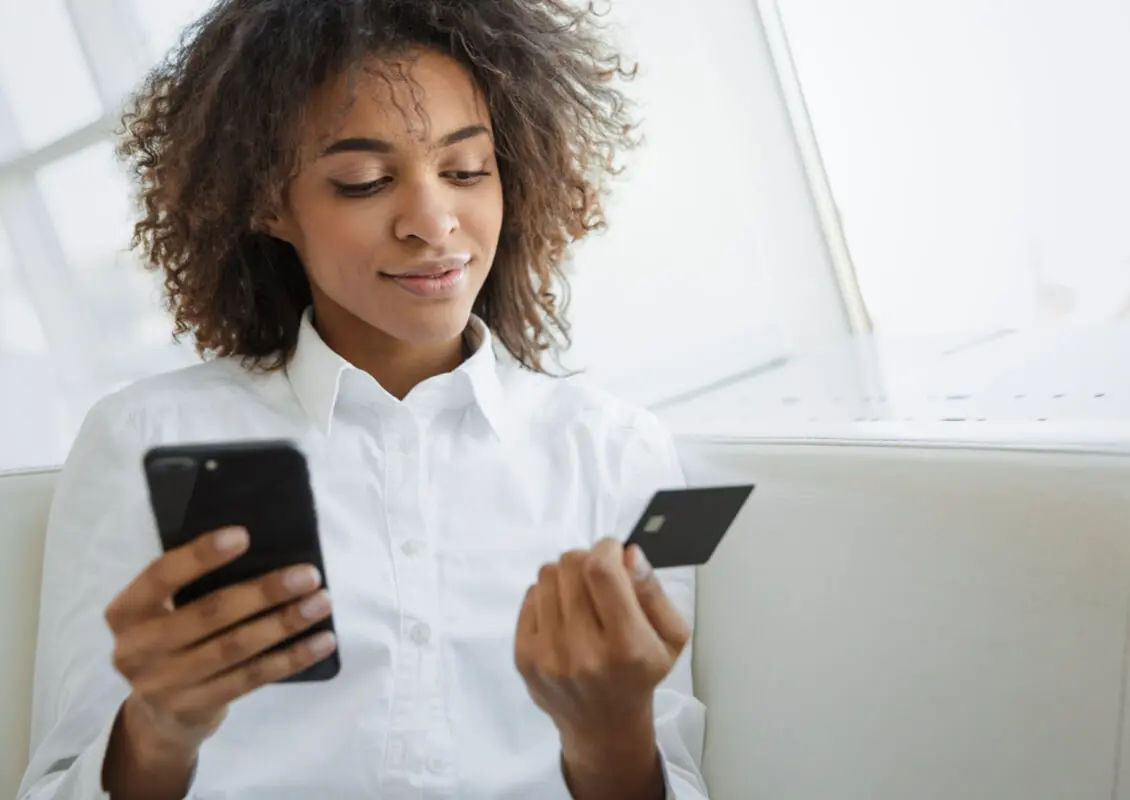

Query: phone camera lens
153;457;196;473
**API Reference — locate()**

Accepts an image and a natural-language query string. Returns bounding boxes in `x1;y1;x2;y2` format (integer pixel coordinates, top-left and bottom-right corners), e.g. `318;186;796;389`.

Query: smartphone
624;485;755;569
143;440;340;682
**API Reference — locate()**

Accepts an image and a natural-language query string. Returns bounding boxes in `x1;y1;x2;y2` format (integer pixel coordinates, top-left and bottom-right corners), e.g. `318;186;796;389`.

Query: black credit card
624;485;755;568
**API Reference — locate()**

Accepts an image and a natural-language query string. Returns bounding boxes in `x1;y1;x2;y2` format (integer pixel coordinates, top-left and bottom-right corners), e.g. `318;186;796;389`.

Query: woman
19;1;706;798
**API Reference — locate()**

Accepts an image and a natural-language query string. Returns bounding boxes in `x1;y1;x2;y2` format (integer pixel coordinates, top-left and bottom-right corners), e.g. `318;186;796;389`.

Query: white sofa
5;440;1130;799
3;468;54;798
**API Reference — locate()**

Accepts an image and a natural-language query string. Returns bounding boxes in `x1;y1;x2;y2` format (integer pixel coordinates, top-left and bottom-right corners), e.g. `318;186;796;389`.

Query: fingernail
308;631;336;656
298;591;331;620
630;546;653;582
215;527;249;552
284;565;321;592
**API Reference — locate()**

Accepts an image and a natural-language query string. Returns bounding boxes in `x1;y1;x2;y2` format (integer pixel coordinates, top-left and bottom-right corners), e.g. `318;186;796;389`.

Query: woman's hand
514;540;690;800
101;527;336;798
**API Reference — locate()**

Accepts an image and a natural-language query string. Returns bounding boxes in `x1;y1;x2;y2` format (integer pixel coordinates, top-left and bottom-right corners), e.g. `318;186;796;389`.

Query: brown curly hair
117;0;638;372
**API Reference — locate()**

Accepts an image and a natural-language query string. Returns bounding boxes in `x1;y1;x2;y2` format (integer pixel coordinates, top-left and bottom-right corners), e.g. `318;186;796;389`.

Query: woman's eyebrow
319;124;491;157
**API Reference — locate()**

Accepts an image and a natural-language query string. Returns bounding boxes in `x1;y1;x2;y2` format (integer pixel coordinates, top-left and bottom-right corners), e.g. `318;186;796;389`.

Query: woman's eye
445;170;492;186
332;171;490;196
333;177;391;197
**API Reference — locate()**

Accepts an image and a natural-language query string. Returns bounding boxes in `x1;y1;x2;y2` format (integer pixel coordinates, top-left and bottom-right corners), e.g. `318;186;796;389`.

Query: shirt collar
285;307;509;440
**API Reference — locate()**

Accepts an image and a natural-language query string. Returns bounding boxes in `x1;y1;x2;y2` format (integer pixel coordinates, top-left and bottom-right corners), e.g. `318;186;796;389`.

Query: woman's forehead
303;50;492;149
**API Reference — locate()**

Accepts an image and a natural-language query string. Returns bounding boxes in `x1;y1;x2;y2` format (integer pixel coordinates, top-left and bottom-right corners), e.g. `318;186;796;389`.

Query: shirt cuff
553;746;703;800
27;712;117;799
657;744;708;799
26;709;199;800
660;746;676;800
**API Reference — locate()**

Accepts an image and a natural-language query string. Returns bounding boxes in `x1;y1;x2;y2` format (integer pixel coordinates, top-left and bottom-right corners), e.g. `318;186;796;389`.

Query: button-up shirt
19;310;707;799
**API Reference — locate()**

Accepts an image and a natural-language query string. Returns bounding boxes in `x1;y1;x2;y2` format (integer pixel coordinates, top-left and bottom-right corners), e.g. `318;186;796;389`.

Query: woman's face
270;50;504;348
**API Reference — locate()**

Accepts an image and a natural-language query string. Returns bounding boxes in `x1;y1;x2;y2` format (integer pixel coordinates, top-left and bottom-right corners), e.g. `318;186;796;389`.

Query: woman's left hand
514;539;690;798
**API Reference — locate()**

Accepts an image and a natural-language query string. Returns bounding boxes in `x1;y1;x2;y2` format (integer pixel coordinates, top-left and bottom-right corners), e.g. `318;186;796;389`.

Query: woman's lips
384;266;467;298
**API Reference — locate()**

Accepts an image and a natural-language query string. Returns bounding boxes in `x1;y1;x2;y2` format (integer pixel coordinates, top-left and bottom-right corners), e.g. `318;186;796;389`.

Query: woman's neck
310;304;465;401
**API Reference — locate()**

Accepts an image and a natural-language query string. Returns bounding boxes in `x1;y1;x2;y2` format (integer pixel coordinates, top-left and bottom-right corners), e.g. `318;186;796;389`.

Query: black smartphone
143;440;340;682
624;485;755;569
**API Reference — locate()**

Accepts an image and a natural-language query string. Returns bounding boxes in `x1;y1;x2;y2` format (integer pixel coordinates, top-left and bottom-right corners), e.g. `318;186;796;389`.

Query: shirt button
401;539;425;557
410;622;432;646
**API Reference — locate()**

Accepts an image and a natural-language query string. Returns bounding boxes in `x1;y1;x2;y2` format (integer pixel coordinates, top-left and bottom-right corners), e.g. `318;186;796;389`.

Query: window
36;142;192;386
0;0;102;150
132;0;219;58
776;0;1130;334
564;0;847;405
0;0;197;469
652;1;1130;439
0;223;48;355
0;0;836;468
0;220;68;472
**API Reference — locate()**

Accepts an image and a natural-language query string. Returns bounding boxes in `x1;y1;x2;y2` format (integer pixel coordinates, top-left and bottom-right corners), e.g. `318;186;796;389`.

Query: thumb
626;545;691;653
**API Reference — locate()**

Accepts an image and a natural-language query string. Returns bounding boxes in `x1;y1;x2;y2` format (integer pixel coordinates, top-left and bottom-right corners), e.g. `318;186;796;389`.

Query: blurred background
2;0;1129;471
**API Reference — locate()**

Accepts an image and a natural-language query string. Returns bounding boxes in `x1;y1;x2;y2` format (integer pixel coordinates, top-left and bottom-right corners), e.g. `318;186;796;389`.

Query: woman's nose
393;182;458;245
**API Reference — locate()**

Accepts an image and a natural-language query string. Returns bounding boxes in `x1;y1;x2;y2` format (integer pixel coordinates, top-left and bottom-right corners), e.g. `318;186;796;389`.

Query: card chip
644;514;666;534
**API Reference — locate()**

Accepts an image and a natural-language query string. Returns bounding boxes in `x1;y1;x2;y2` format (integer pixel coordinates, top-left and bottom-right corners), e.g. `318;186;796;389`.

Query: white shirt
19;310;708;800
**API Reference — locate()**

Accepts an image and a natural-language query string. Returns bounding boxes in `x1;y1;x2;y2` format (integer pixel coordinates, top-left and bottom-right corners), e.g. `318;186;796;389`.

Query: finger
626;545;691;654
582;539;647;637
114;563;323;672
166;630;337;713
535;564;563;638
514;585;539;675
105;527;249;632
556;550;600;632
517;585;538;639
135;591;333;693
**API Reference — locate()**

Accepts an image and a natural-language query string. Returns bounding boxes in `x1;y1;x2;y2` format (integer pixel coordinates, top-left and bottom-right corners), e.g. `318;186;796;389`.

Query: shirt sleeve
18;395;163;800
615;410;709;800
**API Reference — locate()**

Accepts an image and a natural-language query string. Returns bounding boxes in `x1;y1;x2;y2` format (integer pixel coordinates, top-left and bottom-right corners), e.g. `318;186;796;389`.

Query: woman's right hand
103;526;336;770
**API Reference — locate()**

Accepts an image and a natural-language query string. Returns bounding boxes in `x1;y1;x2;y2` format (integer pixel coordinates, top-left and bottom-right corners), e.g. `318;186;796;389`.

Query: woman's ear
252;209;294;244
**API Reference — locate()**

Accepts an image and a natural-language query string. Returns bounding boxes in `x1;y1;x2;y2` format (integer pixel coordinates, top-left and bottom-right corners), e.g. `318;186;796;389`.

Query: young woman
19;1;706;798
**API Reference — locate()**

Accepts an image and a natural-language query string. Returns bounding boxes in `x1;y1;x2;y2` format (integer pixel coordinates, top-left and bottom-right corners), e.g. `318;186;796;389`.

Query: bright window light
132;0;220;60
0;221;48;355
0;0;102;149
36;141;135;273
779;0;1130;334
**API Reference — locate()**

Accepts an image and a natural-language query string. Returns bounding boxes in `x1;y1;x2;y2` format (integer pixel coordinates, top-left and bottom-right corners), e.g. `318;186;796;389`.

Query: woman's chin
371;307;476;348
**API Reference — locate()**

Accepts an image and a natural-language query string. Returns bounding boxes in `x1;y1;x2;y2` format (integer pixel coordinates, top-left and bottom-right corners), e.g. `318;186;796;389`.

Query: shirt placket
379;406;455;798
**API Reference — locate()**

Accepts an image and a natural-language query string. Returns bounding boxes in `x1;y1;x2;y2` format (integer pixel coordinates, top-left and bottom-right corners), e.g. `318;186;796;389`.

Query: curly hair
117;0;638;372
